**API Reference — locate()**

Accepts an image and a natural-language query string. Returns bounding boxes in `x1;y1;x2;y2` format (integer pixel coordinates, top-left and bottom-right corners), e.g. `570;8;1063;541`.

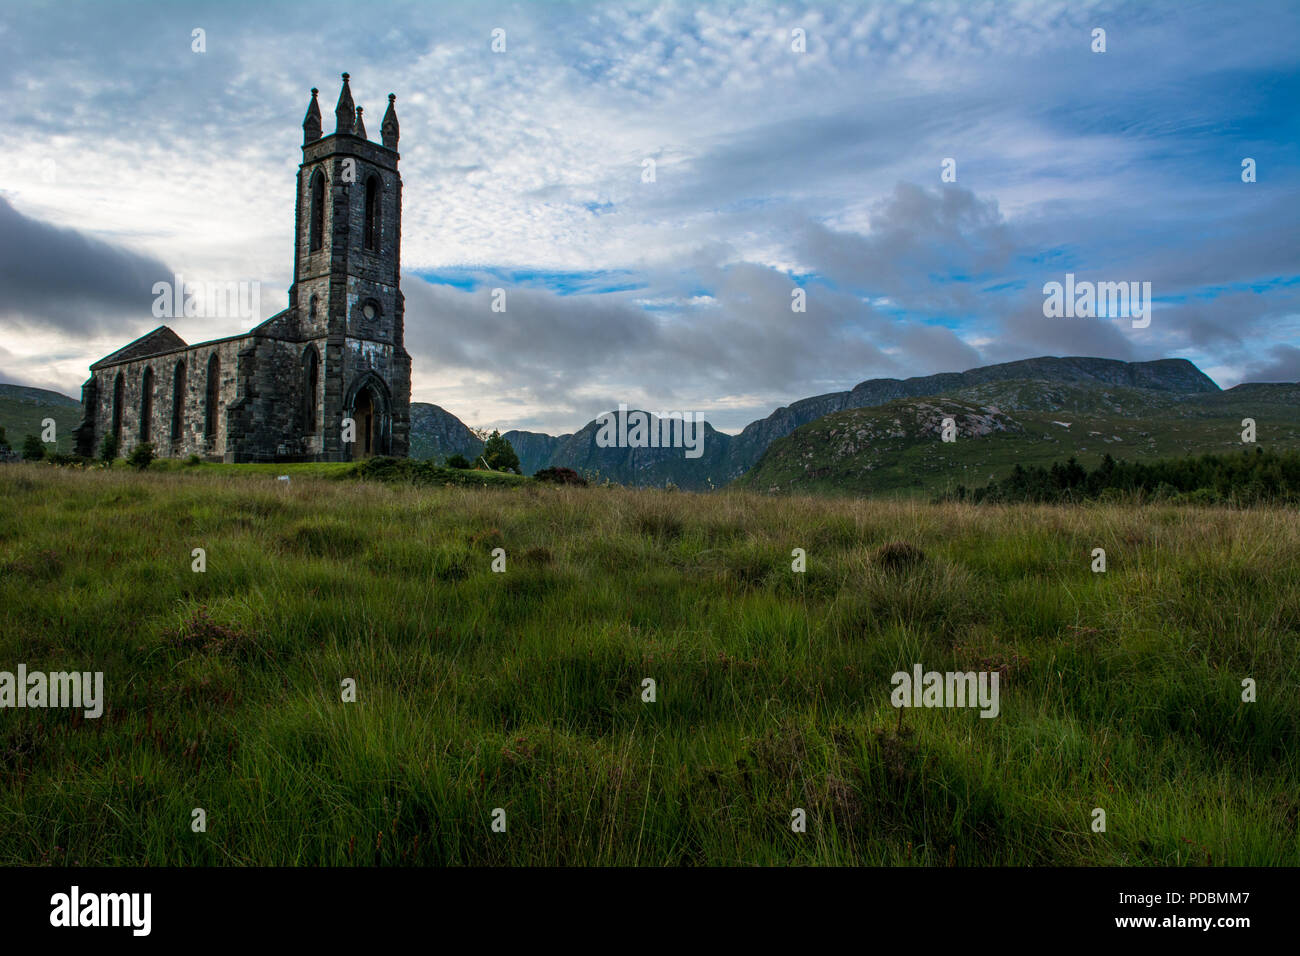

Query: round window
362;303;376;320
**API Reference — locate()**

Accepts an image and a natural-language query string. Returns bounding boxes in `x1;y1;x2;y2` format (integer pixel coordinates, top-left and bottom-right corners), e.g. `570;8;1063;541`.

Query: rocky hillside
717;356;1219;482
734;379;1300;497
407;403;483;462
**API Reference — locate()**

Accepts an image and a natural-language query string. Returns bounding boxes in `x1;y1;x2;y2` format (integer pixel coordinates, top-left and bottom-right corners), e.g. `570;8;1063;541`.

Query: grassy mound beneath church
0;462;1296;865
132;455;531;487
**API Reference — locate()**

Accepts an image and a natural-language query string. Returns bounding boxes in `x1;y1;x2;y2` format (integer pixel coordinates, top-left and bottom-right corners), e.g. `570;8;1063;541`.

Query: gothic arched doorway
343;373;391;459
355;388;375;457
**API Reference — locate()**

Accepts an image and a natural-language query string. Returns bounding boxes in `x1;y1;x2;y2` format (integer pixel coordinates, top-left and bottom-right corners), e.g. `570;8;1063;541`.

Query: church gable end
89;326;187;371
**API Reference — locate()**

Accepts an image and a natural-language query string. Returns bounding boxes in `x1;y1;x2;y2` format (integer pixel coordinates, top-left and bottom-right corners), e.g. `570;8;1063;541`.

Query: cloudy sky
2;0;1297;434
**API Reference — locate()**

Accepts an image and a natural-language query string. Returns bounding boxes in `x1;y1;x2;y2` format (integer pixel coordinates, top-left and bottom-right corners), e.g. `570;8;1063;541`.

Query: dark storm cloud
794;183;1015;311
1245;344;1300;383
0;196;172;335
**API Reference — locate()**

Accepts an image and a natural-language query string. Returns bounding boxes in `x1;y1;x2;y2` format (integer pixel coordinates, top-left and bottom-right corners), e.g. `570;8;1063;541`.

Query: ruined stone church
75;74;411;462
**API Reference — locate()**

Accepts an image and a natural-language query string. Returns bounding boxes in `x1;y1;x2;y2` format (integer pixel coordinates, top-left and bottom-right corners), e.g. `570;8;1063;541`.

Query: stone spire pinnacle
302;87;321;144
334;73;355;135
354;106;367;140
381;93;399;150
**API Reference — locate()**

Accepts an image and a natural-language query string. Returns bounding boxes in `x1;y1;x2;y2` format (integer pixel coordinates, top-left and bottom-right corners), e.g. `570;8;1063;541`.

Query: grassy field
0;462;1297;865
147;457;530;487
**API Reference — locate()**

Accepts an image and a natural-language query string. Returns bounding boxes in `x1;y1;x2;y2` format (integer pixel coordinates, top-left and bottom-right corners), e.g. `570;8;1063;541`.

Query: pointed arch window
309;169;325;252
139;367;154;443
364;174;380;251
111;372;124;444
204;353;220;443
171;360;186;443
302;346;319;434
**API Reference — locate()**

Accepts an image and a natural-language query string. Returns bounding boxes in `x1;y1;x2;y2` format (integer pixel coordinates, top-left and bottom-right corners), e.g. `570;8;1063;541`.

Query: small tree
127;442;156;470
21;434;46;461
445;453;471;469
481;430;520;474
0;426;11;453
99;433;120;463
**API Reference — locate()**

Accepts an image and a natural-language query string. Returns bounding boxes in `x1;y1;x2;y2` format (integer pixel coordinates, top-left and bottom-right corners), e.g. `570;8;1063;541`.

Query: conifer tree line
943;448;1300;505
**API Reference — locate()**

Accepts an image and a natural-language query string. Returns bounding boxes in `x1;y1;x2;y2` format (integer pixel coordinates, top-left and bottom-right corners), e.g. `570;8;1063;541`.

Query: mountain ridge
718;356;1218;482
439;356;1225;487
735;377;1299;496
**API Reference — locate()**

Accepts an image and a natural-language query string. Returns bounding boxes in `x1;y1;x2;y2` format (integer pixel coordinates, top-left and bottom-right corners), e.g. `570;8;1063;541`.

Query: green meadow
0;462;1296;865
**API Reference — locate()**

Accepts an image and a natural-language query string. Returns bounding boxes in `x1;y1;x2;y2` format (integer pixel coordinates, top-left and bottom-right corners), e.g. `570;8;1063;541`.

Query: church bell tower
290;73;410;460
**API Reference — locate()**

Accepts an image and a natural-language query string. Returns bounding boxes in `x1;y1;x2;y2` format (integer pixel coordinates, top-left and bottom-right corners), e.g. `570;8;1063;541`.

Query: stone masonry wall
83;337;248;461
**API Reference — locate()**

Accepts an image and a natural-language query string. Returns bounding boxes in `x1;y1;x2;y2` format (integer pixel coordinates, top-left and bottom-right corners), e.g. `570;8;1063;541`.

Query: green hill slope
0;384;81;455
734;380;1300;496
